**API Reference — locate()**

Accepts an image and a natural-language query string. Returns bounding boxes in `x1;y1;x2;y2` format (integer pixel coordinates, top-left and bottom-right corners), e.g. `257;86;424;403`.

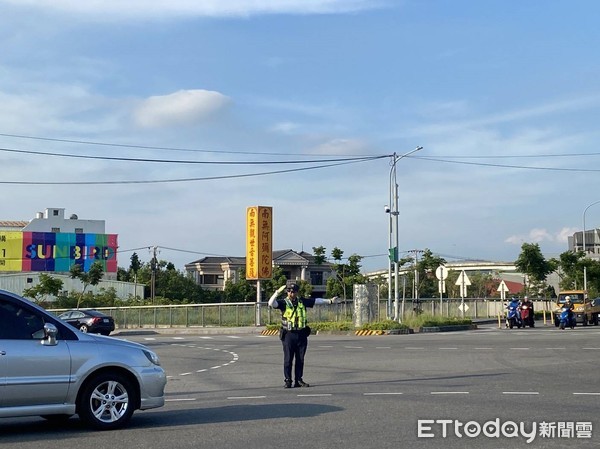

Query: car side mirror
41;323;58;346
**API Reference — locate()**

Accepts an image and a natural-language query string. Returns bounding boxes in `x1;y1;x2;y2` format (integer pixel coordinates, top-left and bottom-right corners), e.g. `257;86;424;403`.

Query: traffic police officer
268;281;338;388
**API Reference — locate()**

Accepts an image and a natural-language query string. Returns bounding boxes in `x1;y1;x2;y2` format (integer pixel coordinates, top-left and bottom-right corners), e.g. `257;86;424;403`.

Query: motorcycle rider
506;296;522;328
520;296;535;327
563;295;575;320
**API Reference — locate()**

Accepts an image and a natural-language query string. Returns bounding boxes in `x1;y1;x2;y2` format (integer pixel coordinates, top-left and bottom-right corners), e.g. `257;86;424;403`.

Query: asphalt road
2;323;600;448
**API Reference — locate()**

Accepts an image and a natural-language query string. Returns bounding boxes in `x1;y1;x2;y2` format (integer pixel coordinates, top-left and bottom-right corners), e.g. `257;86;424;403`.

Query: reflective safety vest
282;299;307;330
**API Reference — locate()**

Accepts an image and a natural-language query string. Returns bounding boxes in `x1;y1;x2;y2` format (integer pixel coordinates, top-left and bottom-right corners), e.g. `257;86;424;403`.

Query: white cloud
556;227;578;243
0;0;384;18
505;227;578;245
270;121;301;134
133;89;231;128
409;94;600;139
309;138;369;155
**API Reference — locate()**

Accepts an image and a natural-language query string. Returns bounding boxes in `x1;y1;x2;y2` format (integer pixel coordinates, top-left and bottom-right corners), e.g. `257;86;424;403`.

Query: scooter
506;302;522;329
520;304;534;328
558;307;576;330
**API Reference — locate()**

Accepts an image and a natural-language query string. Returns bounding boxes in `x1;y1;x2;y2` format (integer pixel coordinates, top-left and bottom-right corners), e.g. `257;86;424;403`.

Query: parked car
0;289;166;430
57;309;115;335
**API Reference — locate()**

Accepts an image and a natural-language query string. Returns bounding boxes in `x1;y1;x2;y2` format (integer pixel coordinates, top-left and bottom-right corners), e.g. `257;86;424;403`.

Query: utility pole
150;246;158;304
407;249;424;300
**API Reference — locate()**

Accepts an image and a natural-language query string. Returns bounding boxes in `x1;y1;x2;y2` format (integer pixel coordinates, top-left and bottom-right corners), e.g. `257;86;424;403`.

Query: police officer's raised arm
268;285;286;307
314;296;339;305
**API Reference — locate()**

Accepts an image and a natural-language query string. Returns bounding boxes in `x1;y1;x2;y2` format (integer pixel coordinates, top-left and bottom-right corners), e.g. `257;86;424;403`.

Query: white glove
330;296;339;304
276;285;286;294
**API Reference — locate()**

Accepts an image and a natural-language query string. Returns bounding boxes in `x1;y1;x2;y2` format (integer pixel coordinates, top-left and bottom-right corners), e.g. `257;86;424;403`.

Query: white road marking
227;396;267;400
297;394;332;397
165;398;197;402
430;391;469;395
503;391;539;395
573;392;600;395
363;392;403;396
180;372;192;376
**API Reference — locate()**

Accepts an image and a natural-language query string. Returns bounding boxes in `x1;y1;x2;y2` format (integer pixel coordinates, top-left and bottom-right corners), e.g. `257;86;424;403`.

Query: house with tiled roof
185;249;335;297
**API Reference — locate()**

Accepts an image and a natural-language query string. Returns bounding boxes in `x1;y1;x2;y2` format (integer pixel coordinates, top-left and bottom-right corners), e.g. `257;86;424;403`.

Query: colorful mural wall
0;232;118;273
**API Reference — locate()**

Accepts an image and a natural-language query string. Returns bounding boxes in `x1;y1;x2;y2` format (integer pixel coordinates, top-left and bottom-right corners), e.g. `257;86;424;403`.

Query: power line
414;156;600;172
0;132;378;157
0;146;389;165
0;157;386;185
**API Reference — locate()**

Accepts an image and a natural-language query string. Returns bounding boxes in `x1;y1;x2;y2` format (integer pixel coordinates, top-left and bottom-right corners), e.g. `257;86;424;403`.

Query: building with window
570;229;600;260
185;249;335;297
0;208;140;299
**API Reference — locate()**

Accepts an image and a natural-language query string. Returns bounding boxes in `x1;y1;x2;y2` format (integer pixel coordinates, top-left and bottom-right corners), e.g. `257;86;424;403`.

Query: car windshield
558;294;584;304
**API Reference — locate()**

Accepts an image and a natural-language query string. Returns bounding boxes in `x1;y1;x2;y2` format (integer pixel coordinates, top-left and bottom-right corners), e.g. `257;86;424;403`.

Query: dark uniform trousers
282;329;308;381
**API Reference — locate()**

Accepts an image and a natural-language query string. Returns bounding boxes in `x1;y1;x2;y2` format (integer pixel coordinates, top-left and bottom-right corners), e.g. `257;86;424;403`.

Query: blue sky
1;0;599;273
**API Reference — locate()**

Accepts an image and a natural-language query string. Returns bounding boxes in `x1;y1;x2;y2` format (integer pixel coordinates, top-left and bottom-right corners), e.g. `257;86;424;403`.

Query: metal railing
49;298;554;329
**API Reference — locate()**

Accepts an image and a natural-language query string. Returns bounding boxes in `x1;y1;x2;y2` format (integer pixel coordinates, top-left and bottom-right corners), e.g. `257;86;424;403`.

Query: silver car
0;289;166;430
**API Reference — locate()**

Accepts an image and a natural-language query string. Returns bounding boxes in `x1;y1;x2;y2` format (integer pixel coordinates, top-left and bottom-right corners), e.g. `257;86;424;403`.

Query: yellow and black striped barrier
354;329;386;336
261;329;279;336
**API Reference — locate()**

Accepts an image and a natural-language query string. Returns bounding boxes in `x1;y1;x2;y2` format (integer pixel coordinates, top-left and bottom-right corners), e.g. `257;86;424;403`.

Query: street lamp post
582;200;600;290
386;146;423;320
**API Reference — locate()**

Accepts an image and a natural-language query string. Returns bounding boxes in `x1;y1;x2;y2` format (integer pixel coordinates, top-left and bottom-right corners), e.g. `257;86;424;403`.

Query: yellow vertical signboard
0;232;24;271
246;206;273;280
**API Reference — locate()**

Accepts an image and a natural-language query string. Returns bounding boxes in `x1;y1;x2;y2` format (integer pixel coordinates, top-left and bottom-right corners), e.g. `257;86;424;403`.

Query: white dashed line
165;398;197;402
503;391;539;395
363;392;403;396
573;392;600;395
430;391;469;395
227;396;267;400
297;394;332;397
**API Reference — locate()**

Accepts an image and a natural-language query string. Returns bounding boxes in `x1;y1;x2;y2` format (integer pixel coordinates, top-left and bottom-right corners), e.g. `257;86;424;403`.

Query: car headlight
143;349;161;366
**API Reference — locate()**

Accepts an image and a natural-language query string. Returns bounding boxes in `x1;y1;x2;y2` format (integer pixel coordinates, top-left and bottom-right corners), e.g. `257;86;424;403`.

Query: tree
70;261;104;308
312;246;327;265
22;274;64;307
130;252;141;280
326;247;367;299
514;243;556;297
414;249;446;298
223;268;256;302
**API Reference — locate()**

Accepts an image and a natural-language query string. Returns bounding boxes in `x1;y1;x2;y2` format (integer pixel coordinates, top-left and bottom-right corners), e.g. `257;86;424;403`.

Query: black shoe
284;379;292;389
294;379;310;388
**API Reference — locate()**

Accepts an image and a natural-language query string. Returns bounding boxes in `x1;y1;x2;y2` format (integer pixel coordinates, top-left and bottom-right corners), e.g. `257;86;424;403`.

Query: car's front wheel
79;324;89;333
78;372;137;430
